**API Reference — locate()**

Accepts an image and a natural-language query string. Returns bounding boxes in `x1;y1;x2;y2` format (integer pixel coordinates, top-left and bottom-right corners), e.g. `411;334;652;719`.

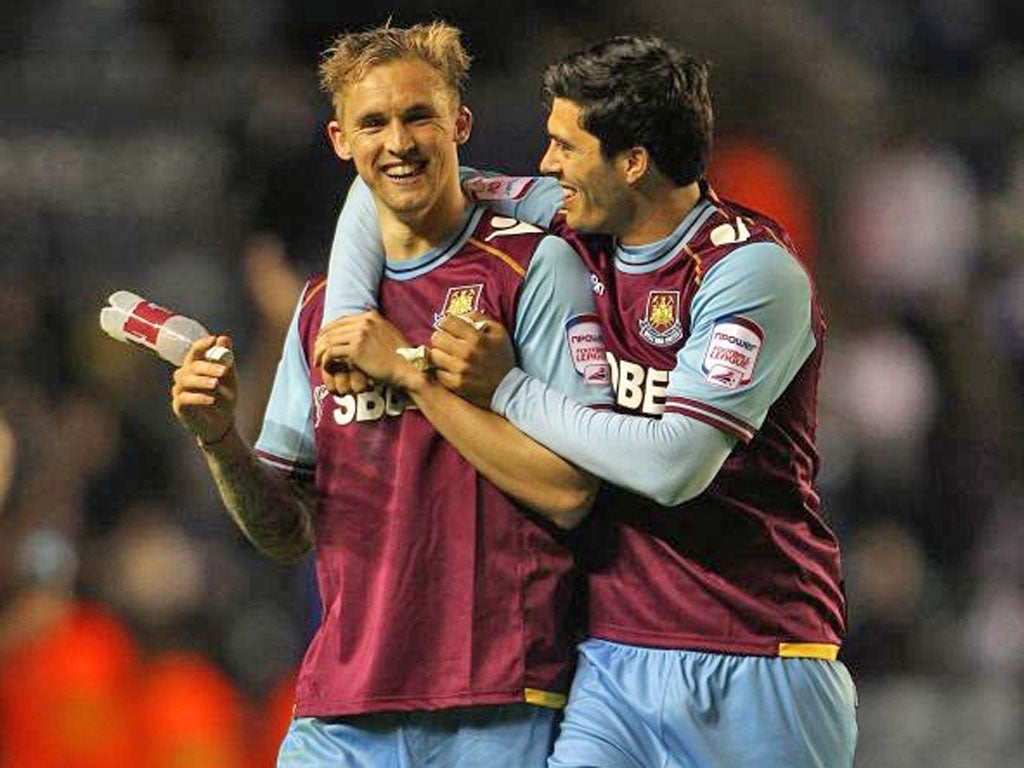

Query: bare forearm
200;429;315;562
408;379;597;528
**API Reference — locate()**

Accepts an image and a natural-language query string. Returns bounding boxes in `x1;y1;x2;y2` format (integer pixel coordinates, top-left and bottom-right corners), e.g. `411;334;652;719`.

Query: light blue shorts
549;639;857;768
278;703;558;768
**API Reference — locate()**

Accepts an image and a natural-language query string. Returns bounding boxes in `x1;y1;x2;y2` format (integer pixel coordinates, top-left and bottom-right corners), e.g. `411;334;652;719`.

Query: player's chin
565;208;597;233
381;190;431;215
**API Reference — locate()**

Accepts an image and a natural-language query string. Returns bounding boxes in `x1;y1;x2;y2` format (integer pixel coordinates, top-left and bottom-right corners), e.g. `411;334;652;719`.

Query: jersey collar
613;184;717;275
384;206;484;281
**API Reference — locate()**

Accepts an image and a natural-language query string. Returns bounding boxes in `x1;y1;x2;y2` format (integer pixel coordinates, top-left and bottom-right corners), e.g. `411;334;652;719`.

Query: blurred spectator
0;602;142;768
963;492;1024;680
838;142;980;311
843;520;939;676
250;670;299;767
823;324;939;482
0;413;14;514
136;651;247;768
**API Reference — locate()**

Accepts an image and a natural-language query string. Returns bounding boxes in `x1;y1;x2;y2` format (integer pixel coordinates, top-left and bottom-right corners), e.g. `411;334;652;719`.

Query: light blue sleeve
513;236;613;408
493;371;733;506
322;177;383;326
254;292;316;476
664;242;816;440
490;242;816;507
461;168;563;229
323;171;564;329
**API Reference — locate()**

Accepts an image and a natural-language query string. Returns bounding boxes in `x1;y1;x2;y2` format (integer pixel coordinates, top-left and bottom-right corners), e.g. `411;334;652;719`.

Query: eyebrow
549;131;574;150
403;104;439;122
353;103;439;128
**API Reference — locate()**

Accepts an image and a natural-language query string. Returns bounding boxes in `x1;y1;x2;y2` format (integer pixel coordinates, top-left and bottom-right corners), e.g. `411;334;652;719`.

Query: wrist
196;423;235;451
397;365;430;396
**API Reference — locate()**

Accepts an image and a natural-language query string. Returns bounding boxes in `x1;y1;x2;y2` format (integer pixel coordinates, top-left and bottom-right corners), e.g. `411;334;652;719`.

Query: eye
405;107;437;124
356;115;386;131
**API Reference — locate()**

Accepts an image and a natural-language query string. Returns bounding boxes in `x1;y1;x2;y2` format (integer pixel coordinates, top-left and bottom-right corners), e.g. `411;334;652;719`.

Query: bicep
513;236;613;408
323;177;384;324
666;242;815;441
254;293;316;475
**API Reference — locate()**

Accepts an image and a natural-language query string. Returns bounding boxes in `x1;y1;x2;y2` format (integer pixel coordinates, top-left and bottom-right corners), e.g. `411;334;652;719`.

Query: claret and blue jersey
255;203;612;719
472;174;845;658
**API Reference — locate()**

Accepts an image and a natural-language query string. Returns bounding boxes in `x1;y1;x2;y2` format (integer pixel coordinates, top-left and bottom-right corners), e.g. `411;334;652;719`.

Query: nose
385;119;415;155
539;141;559;176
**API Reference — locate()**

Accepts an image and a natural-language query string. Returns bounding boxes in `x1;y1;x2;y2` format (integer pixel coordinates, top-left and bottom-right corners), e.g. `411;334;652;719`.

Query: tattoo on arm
203;436;316;563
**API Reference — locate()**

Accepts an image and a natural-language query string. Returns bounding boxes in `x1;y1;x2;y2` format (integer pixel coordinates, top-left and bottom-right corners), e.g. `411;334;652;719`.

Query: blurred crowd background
2;0;1023;765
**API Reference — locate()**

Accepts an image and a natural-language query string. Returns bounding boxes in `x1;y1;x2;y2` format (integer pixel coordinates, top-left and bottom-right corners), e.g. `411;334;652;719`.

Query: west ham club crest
639;290;684;346
434;284;484;328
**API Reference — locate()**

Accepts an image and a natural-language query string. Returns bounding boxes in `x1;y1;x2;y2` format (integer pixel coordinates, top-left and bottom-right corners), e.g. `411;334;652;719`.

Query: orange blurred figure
136;651;246;768
0;601;141;768
249;669;298;767
708;138;817;267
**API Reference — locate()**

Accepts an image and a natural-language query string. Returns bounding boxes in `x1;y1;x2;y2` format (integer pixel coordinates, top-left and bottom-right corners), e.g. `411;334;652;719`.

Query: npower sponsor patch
565;314;611;385
702;316;763;389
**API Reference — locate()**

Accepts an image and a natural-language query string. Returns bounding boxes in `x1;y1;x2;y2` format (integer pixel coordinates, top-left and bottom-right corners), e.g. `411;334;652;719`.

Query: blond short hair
319;21;471;119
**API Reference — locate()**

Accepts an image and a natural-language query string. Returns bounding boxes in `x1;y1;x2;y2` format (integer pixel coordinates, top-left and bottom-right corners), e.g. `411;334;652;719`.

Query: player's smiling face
540;98;634;235
328;58;471;220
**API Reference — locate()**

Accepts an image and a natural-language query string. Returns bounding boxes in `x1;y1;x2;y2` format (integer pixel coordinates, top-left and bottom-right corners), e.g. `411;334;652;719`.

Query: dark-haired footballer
321;35;857;768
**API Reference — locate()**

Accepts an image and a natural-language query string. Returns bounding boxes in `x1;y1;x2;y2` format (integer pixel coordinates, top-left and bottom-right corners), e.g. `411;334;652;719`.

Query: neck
379;177;469;261
618;180;702;246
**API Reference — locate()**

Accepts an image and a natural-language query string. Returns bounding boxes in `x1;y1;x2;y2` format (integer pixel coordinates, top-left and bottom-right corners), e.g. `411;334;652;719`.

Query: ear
326;120;353;161
454;106;473;145
620;146;650;185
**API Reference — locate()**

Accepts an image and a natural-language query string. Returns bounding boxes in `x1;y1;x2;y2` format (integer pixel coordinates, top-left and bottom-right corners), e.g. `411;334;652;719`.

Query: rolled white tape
204;345;234;366
396;345;431;371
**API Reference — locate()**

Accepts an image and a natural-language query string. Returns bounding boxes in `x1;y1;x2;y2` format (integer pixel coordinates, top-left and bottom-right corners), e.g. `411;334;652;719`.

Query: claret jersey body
257;205;611;717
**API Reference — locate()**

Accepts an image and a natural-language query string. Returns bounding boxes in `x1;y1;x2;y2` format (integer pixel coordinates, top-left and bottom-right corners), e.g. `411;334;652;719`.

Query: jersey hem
587;625;842;659
294;686;567;718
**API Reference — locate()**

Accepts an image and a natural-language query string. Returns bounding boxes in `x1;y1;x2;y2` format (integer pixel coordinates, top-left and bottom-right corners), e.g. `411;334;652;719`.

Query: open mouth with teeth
382;161;428;183
560;184;579;209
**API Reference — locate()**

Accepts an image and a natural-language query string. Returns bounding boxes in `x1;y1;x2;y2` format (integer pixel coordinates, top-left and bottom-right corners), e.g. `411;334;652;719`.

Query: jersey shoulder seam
467;236;528;278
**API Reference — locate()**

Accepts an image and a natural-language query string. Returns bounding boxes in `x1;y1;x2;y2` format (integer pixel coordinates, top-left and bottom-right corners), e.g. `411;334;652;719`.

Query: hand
314;311;424;391
314;316;374;395
319;361;373;396
171;335;237;445
430;313;515;408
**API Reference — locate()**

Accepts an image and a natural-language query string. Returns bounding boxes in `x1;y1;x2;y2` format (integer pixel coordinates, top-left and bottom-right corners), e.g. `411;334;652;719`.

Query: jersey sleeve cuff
255;448;316;480
663;396;757;443
490;367;530;416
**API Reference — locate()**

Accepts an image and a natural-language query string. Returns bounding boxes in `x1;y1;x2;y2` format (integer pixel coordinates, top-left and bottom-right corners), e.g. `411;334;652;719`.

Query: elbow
649;461;722;508
254;514;316;565
651;479;701;508
550;503;588;531
262;536;313;565
548;474;599;530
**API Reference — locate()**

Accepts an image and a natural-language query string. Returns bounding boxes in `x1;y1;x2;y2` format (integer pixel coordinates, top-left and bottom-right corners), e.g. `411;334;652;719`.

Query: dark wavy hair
543;35;712;187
